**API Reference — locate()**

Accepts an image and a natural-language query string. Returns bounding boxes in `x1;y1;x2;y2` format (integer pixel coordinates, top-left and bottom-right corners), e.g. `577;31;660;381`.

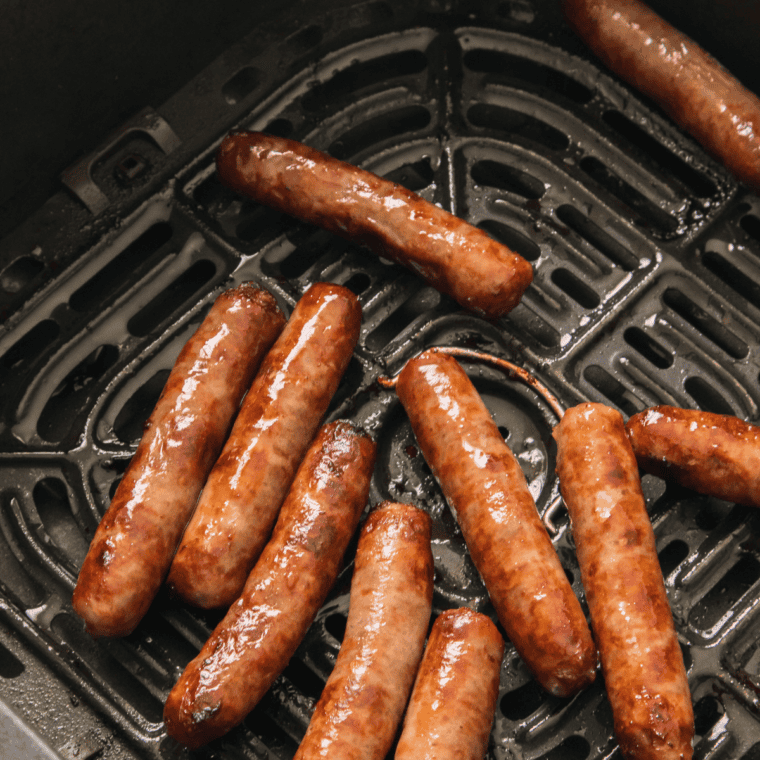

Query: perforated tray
1;1;759;758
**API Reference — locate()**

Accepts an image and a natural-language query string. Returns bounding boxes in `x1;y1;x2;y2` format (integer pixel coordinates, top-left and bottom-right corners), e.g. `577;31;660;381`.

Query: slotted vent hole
0;319;60;372
383;158;435;193
555;205;639;271
478;220;540;262
70;222;174;313
690;554;760;631
693;694;724;736
301;50;427;112
467;104;569;151
684;376;734;416
327;106;431;161
662;288;748;359
471;159;545;200
623;327;673;369
0;642;24;679
366;287;442;352
507;305;561;348
0;505;47;608
0;255;44;294
462;49;594;104
602;111;717;198
38;344;120;443
325;612;347;643
545;735;591;760
579;156;679;235
33;477;90;568
222;66;261;105
127;259;216;338
583;365;641;417
551;268;600;309
113;369;170;445
342;272;372;295
278;233;339;281
500;679;547;720
740;213;760;242
702;249;760;309
280;659;326;701
658;539;689;577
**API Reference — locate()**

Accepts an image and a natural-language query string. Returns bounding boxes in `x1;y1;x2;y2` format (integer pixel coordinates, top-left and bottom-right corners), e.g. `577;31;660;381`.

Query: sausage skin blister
215;131;533;320
166;282;361;609
563;0;760;192
395;607;504;760
72;284;285;637
554;403;694;760
395;349;597;697
163;420;376;749
626;405;760;508
293;501;434;760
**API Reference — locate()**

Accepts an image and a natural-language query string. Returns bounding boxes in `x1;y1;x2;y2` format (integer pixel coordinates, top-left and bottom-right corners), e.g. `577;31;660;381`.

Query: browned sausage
293;501;434;760
166;282;361;609
395;607;504;760
554;403;694;760
163;420;376;749
626;405;760;508
563;0;760;192
72;284;285;637
395;349;597;697
215;131;533;320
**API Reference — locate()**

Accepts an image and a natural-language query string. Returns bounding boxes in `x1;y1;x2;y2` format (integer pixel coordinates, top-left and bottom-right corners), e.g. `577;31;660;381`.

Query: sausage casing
166;282;361;609
72;284;285;637
293;501;434;760
395;349;597;697
163;420;376;749
563;0;760;192
554;403;694;760
626;405;760;508
395;607;504;760
215;131;533;320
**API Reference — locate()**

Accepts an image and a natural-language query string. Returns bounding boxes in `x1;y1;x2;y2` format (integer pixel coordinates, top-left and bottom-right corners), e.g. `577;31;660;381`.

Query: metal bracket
60;107;181;215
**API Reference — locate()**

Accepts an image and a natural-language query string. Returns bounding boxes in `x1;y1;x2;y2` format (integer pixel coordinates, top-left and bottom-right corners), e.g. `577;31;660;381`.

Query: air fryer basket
1;0;760;758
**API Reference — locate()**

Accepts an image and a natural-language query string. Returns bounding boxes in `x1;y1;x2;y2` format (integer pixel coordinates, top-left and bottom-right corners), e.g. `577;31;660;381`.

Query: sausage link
395;608;504;760
395;349;597;697
554;403;694;760
163;420;376;749
166;282;361;609
293;501;434;760
72;284;285;637
563;0;760;192
215;131;533;320
626;405;760;508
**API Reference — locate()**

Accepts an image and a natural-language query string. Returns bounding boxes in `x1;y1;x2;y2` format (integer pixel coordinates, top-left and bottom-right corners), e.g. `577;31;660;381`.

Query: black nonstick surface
1;0;760;758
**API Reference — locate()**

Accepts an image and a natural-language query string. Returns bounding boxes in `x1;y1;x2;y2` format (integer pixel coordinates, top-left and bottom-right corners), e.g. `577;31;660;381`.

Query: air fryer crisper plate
1;0;759;758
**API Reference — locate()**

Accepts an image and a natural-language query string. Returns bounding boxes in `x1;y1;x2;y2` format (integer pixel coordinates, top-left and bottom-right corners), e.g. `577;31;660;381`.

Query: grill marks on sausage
166;282;361;610
72;285;286;638
215;131;533;320
563;0;760;192
626;405;760;508
292;501;434;760
163;420;376;749
554;403;694;760
395;349;597;697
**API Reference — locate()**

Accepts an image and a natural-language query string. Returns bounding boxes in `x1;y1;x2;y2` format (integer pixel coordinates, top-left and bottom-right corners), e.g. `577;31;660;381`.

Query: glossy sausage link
554;403;694;760
73;284;285;637
293;501;434;760
395;607;504;760
626;405;760;508
395;349;597;697
166;282;361;609
563;0;760;192
216;131;533;320
163;420;376;749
